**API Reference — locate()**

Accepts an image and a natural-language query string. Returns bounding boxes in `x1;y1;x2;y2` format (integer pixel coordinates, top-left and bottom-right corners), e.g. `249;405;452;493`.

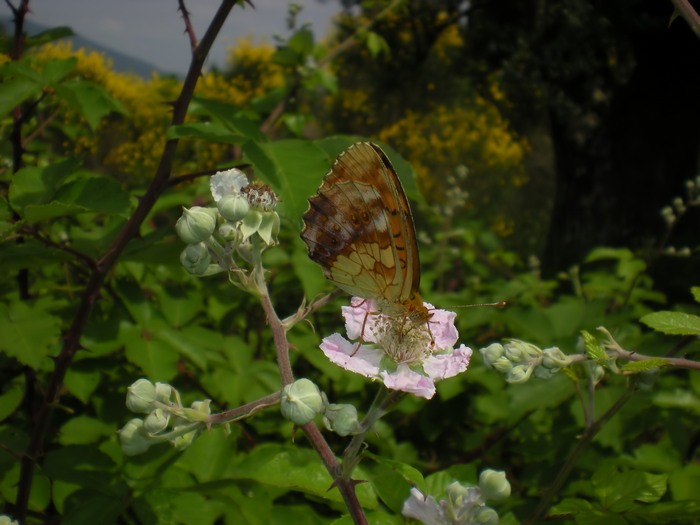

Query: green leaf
190;97;265;141
168;121;246;144
0;375;24;422
41;57;78;85
366;31;390;58
9;159;80;212
691;286;700;303
24;26;75;47
243;139;329;223
62;489;126;525
640;311;700;336
581;330;608;363
120;322;180;380
0;74;43;115
229;444;377;507
58;416;114;445
64;365;102;404
0;301;61;368
55;79;127;130
619;358;669;373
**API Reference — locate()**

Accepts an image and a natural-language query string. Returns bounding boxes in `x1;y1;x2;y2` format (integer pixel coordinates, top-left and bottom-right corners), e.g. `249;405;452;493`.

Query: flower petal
381;364;436;399
342;298;380;342
320;333;382;378
423;345;473;381
428;308;459;348
402;487;446;525
210;169;249;202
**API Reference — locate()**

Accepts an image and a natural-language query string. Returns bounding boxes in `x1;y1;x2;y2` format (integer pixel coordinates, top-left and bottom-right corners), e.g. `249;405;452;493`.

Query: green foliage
1;6;699;525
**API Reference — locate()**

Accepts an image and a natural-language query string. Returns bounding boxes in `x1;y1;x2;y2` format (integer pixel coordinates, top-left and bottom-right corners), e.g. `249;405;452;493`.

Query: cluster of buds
479;339;571;384
118;379;214;456
402;470;511;525
280;378;360;437
660;174;700;228
177;168;280;276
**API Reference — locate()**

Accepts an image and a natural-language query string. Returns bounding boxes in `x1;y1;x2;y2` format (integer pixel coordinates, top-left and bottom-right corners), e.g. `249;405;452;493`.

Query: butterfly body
301;142;430;326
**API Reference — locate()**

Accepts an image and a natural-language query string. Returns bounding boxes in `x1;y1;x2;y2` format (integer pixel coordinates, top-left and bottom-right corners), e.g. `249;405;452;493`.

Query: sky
19;0;342;75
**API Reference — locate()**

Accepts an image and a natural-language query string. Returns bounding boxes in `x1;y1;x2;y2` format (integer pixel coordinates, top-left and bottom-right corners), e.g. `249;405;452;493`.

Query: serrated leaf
619;358;668;373
58;416;114;446
581;330;608;363
0;301;61;368
640;311;700;336
0;74;43;115
691;286;700;303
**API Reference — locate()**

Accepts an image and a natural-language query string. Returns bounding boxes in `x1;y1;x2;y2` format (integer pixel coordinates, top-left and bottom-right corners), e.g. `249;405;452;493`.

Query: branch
177;0;198;52
13;1;246;521
670;0;700;38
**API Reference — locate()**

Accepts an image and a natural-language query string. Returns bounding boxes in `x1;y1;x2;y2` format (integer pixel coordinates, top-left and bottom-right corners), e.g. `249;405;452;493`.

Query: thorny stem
670;0;700;38
13;1;245;521
253;256;368;524
207;391;282;425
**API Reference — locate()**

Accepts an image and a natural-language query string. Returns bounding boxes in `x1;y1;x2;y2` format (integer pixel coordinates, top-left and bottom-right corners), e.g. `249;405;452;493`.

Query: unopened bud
479;343;504;367
176;206;217;244
218;194;250;222
180;242;211;275
479;469;511;502
506;364;533;384
119;418;153;456
143;408;170;434
281;379;324;425
323;403;360;436
126;379;157;414
474;506;499;525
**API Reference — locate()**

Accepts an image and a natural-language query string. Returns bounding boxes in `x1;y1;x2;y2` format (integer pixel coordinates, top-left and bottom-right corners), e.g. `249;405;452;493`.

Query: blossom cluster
479;339;571;384
177;168;280;276
119;379;213;456
402;470;511;525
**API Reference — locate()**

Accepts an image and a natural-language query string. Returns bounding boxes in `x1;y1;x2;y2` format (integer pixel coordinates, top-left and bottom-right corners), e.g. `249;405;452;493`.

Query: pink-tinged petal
320;333;382;378
381;364;436;399
402;487;446;525
423;345;473;381
342;298;380;343
428;308;459;348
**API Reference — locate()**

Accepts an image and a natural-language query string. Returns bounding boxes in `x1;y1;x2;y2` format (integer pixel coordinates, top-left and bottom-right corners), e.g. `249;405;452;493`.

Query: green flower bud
154;382;173;403
541;347;571;369
479;343;504;367
280;379;324;425
181;399;212;422
323;403;360;436
218;222;242;242
506;364;533;384
533;365;559;380
0;515;19;525
257;211;280;245
143;408;170;434
176;206;217;244
492;356;513;374
240;209;263;241
218;194;250;222
126;378;157;414
180;242;211;275
505;340;542;362
474;506;499;525
479;470;511;502
119;418;153;456
171;426;200;450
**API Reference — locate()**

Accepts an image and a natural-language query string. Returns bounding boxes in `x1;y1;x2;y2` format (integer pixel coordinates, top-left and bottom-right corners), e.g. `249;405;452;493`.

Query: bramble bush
1;2;700;525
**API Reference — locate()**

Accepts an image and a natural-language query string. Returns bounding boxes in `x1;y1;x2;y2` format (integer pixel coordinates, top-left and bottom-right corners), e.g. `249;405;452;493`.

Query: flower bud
0;515;19;525
180;242;211;275
218;222;242;242
280;379;324;425
154;382;173;403
119;418;153;456
479;343;504;367
323;403;360;436
217;194;250;222
176;206;217;244
492;356;513;374
506;364;533;384
474;506;499;525
541;347;571;369
506;340;542;360
171;426;200;450
479;469;511;502
143;408;170;434
181;399;212;422
126;378;157;414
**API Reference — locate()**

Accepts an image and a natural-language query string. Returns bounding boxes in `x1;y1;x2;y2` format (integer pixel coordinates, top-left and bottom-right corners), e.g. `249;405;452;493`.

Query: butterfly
301;142;430;330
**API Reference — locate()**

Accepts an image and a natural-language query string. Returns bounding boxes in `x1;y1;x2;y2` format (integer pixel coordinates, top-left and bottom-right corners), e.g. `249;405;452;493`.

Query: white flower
210;168;249;202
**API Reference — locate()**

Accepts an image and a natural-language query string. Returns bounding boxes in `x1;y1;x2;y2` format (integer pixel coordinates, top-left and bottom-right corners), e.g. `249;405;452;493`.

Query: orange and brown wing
301;142;422;308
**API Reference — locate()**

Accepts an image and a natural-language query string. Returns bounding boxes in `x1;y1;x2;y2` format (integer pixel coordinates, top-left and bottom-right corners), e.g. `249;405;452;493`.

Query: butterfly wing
301;142;422;309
